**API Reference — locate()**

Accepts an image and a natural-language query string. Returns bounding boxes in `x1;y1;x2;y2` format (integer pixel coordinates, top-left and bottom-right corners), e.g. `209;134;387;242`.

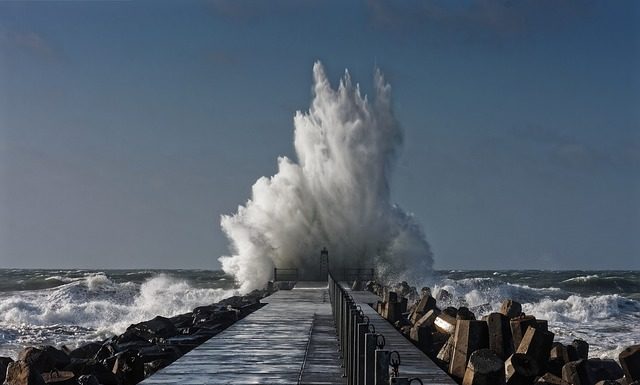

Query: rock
437;289;452;303
487;312;513;360
619;344;640;382
500;300;522;319
17;346;69;373
594;381;622;385
3;360;46;385
449;320;489;379
144;359;170;377
462;348;505;385
516;326;555;374
40;371;75;384
76;375;100;385
510;315;538;352
536;372;570;384
443;307;458;318
1;357;14;383
122;316;179;344
573;339;589;360
63;358;118;385
505;353;539;385
68;342;102;360
111;350;144;385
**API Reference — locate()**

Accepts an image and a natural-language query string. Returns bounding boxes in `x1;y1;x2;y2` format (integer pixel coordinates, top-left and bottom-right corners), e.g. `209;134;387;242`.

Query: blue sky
0;0;638;269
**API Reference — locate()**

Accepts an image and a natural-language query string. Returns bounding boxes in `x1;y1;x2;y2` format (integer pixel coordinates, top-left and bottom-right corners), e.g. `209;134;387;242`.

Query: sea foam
220;62;434;292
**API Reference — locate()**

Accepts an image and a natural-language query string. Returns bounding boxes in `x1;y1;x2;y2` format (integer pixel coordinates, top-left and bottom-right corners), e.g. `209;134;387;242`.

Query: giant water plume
220;62;433;292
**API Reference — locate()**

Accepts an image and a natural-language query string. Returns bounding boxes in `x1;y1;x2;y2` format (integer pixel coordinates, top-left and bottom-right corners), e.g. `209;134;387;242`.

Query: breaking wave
0;272;235;357
220;62;434;292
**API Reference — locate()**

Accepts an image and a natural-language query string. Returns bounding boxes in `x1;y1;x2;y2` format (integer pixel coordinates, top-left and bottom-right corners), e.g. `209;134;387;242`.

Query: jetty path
140;281;456;385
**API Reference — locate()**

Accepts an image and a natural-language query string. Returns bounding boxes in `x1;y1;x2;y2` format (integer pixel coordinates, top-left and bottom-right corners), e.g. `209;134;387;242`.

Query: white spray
220;62;433;292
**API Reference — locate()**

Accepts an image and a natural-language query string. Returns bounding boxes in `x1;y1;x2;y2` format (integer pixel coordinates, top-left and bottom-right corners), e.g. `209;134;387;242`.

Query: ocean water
0;269;238;358
0;269;638;361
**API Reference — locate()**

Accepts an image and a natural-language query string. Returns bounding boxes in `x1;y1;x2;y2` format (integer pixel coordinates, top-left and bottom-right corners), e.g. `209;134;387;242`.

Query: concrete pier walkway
141;281;455;385
140;282;345;385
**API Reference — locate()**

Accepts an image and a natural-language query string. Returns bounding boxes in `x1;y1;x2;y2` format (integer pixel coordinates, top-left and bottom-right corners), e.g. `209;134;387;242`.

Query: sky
0;0;638;270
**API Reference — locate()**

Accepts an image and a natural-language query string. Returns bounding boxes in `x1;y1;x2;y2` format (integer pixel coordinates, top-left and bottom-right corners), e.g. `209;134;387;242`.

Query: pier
141;277;456;385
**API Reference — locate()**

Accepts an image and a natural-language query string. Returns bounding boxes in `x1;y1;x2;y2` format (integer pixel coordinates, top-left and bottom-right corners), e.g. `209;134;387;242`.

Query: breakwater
363;279;640;385
0;287;270;385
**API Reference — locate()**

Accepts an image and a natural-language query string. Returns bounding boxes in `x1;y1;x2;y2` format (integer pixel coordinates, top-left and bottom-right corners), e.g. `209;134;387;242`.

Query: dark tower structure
320;247;329;280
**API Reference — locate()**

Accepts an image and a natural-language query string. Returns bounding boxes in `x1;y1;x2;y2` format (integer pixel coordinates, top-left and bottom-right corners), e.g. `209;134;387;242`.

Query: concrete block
462;348;505;385
573;339;589;360
434;312;458;335
400;297;408;313
457;307;476;320
437;335;455;364
449;320;489;380
562;359;592;385
487;312;513;360
385;301;402;324
409;326;433;353
505;353;539;385
550;343;570;365
594;381;622;385
510;315;537;352
588;358;624;382
415;309;440;328
619;344;640;382
415;293;437;314
500;300;522;319
516;326;555;374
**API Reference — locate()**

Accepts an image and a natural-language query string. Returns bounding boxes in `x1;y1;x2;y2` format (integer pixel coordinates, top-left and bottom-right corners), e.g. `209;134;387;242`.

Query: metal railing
328;272;422;385
273;268;298;282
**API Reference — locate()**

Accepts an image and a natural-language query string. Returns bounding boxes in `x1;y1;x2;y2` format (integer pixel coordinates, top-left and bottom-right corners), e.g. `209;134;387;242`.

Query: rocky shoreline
362;280;639;385
0;287;274;385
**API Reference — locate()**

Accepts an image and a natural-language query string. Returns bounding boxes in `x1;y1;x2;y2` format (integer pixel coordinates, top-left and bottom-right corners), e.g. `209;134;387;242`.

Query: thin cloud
366;0;591;41
0;29;61;62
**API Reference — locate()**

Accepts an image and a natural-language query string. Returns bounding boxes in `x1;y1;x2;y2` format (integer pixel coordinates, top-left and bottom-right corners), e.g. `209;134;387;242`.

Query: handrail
328;271;418;385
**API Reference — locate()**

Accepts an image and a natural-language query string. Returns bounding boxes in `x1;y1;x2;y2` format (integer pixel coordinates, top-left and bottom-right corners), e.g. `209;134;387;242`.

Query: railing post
364;332;377;385
356;320;370;385
374;349;390;385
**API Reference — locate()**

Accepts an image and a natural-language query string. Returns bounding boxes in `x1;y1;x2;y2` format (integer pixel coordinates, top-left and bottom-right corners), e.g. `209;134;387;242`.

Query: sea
0;269;638;360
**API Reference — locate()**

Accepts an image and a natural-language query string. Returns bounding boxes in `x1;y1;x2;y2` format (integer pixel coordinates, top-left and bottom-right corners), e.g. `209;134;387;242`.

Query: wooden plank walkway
141;282;345;385
345;287;457;385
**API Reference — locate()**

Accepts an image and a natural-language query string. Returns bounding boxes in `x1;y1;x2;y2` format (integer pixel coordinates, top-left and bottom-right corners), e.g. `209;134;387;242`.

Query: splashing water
220;62;434;292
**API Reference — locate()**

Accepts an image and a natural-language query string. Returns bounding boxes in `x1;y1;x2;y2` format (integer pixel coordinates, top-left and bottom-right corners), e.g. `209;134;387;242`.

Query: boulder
562;359;592;385
619;344;640;382
122;316;178;343
536;372;570;384
63;358;118;385
76;375;100;385
111;350;144;385
68;342;102;360
3;360;46;385
1;357;15;383
17;346;69;372
588;359;624;383
40;371;75;384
